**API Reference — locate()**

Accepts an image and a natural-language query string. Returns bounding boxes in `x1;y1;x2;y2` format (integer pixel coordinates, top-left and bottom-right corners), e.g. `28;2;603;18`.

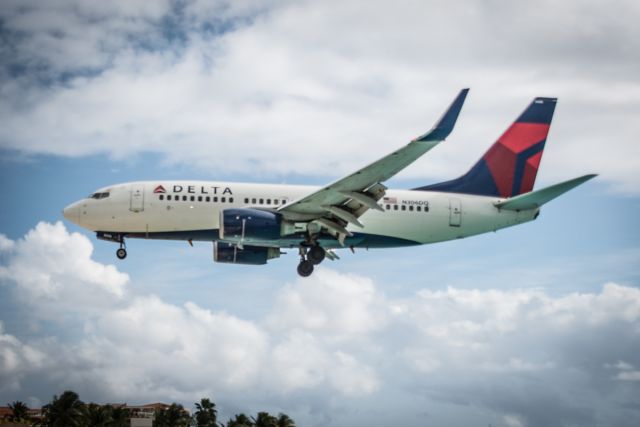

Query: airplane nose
63;202;81;225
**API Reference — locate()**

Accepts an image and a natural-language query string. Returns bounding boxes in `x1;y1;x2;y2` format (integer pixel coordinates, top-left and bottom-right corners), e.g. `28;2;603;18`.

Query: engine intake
213;242;280;265
219;208;282;242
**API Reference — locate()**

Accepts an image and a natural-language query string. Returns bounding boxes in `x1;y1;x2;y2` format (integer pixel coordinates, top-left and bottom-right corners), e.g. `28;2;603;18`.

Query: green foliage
226;413;254;427
153;403;191;427
253;412;278;427
42;390;88;427
276;413;295;427
109;405;131;427
10;391;296;427
86;403;113;427
193;398;218;427
8;400;30;422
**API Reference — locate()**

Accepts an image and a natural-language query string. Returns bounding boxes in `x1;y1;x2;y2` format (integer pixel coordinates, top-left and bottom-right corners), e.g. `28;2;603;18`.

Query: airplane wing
278;89;469;243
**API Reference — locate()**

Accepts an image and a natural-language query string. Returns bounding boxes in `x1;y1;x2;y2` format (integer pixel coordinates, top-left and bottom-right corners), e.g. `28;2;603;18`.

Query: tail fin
414;97;557;197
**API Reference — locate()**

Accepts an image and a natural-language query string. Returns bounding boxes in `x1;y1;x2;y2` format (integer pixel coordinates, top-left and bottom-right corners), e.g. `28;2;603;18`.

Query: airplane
63;89;596;277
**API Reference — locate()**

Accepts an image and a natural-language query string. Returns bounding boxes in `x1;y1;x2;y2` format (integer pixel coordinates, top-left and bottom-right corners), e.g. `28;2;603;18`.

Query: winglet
414;88;469;142
495;174;597;211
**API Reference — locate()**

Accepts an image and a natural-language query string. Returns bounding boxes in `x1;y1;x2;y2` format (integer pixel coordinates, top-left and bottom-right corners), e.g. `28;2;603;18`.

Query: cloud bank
1;0;639;193
1;222;639;426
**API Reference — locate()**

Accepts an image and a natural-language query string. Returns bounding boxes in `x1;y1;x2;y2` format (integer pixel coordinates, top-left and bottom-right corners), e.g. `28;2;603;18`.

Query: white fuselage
63;181;538;250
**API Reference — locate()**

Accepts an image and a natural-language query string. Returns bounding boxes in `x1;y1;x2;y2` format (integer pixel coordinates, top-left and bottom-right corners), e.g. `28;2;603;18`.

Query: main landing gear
297;244;326;277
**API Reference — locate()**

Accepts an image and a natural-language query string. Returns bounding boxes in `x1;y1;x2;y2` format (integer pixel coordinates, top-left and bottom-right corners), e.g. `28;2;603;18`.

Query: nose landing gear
116;247;127;260
116;237;127;260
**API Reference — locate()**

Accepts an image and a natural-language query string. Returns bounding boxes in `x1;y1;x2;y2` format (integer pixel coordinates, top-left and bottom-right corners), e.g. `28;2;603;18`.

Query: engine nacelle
219;208;282;242
213;242;280;265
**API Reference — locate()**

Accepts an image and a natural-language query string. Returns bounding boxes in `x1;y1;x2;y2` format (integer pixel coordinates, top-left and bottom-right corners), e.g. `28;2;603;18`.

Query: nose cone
63;202;81;225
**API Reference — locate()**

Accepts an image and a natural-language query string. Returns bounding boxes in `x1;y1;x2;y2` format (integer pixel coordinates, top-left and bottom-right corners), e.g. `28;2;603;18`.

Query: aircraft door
130;185;145;212
449;198;461;227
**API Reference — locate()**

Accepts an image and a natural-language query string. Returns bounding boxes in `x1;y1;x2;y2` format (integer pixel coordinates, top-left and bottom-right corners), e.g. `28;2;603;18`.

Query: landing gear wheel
297;260;314;277
116;248;127;260
307;245;325;265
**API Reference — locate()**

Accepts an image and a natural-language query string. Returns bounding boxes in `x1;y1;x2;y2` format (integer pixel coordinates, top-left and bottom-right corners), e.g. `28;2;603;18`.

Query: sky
0;1;639;426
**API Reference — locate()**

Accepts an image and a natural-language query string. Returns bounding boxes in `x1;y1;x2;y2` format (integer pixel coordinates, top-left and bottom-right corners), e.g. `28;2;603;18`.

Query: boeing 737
63;89;596;277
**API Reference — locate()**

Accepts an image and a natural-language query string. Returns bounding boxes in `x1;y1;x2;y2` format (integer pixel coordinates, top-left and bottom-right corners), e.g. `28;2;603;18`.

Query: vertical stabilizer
414;97;557;197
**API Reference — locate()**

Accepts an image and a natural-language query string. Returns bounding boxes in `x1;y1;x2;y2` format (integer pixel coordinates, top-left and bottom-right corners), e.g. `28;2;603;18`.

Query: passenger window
190;196;194;202
425;205;429;212
416;206;421;212
206;196;210;202
213;197;218;202
159;195;164;201
182;195;187;201
266;199;271;205
401;205;406;211
229;197;234;203
167;195;172;201
393;205;398;211
221;197;226;203
259;198;264;204
409;205;414;211
251;198;256;204
244;198;249;203
198;196;202;202
386;204;390;210
281;200;286;205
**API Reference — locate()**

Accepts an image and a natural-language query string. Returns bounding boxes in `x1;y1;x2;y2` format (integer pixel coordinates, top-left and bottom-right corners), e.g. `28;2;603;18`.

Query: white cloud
606;360;640;382
0;0;639;193
503;414;526;427
1;223;639;424
0;234;14;252
0;222;129;312
267;268;387;338
0;322;46;392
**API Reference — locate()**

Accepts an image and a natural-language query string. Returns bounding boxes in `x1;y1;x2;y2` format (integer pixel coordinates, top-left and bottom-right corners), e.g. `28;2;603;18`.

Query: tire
116;248;127;260
297;260;314;277
307;246;326;265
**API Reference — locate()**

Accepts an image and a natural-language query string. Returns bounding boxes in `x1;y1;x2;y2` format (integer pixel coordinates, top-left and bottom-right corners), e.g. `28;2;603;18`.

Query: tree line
2;391;295;427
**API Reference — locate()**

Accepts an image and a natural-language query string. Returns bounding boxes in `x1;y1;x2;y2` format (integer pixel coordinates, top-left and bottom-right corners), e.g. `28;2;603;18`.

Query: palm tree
109;405;131;427
252;412;277;427
86;403;113;427
8;401;29;422
42;390;87;427
226;413;254;427
153;403;190;427
276;413;295;427
193;398;218;427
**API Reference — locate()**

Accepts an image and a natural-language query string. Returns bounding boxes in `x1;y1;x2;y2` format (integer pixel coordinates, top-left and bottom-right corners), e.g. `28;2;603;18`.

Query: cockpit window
89;192;110;199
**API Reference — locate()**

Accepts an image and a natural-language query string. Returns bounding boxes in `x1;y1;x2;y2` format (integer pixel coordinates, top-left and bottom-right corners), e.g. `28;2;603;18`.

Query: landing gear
307;245;326;265
297;259;314;277
296;243;326;277
116;248;127;259
116;237;127;260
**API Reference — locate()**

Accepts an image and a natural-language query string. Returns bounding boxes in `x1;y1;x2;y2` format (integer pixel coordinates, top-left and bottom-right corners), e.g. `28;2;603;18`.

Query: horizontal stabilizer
495;174;597;211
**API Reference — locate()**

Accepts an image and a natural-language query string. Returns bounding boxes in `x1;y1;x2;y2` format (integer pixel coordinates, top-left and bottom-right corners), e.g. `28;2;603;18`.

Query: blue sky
1;1;640;427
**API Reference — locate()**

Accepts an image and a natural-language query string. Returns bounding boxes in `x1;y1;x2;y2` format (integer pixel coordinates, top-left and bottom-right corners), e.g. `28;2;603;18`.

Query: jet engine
219;208;282;242
213;242;280;265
